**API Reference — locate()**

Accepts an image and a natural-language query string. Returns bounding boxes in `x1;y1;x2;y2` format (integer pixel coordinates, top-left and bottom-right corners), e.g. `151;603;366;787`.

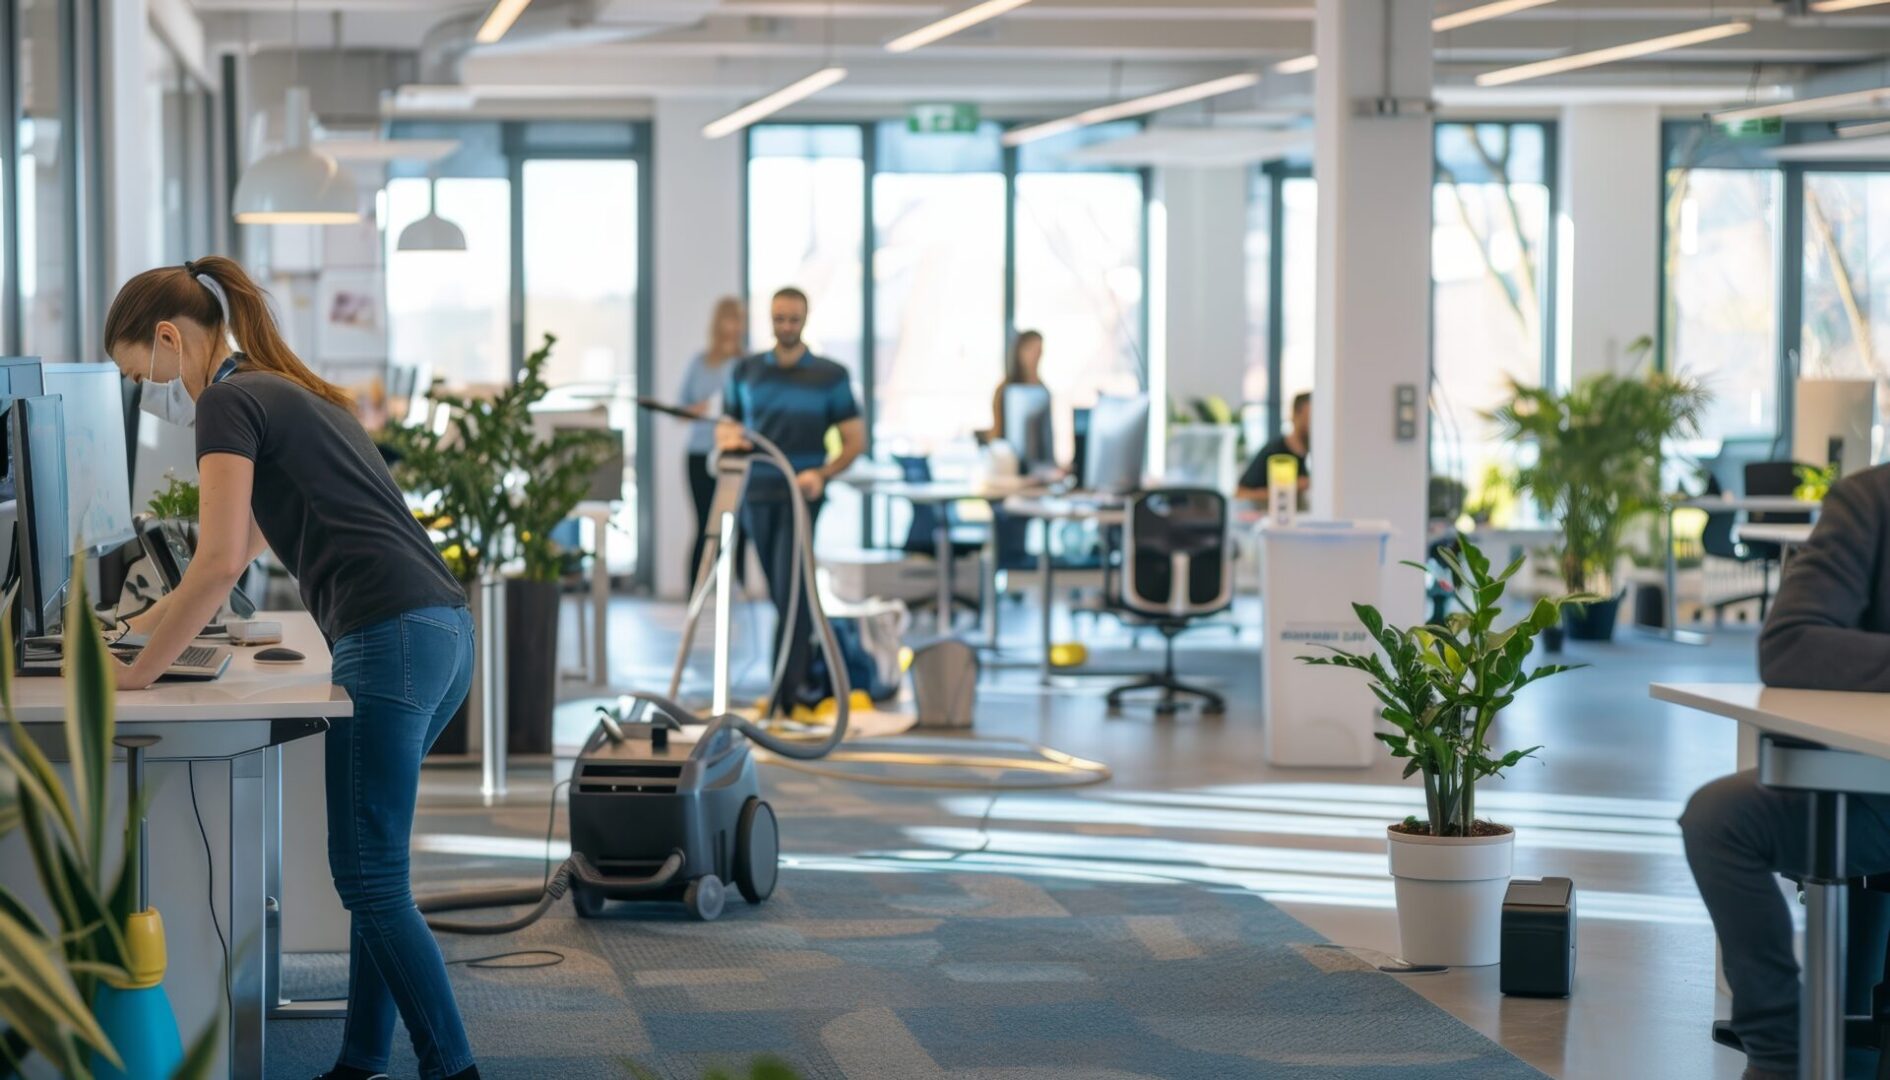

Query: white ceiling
189;0;1890;119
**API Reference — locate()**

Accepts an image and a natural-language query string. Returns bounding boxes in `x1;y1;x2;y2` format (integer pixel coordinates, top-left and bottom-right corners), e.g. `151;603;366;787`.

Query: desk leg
1801;789;1847;1080
230;751;267;1080
592;511;610;685
1637;504;1707;644
1038;542;1055;686
985;523;1001;650
936;518;953;633
266;741;346;1020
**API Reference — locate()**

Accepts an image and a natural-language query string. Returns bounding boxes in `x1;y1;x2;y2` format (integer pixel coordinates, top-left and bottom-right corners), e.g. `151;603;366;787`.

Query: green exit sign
1718;116;1783;138
908;103;980;134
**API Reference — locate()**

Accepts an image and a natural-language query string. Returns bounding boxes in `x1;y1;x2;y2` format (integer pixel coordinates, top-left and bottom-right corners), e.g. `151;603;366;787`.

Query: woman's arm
116;453;257;690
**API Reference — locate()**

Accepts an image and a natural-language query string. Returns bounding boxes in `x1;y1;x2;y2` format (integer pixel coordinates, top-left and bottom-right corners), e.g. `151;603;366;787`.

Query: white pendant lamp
232;0;359;225
397;177;466;252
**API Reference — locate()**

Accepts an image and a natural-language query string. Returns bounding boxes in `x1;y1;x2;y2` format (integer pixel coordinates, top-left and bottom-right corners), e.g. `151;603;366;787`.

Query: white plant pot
1387;825;1514;967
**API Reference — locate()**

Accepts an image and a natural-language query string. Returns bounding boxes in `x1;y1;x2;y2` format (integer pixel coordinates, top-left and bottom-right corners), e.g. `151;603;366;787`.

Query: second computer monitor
1003;384;1056;473
42;364;135;554
1084;393;1150;496
10;396;69;639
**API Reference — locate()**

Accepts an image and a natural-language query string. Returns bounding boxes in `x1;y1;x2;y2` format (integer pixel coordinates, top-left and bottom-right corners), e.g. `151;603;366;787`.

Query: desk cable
187;762;235;1023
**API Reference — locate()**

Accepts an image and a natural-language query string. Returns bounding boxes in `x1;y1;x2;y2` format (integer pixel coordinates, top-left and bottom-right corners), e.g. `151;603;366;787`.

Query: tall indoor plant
1301;536;1586;966
0;567;219;1078
1489;343;1707;640
381;333;612;754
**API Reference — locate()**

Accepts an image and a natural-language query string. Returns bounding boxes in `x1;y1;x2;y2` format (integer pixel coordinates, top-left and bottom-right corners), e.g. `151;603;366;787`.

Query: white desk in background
842;474;1046;636
1736;521;1816;552
1650;495;1821;644
1002;494;1127;683
571;500;618;684
9;612;349;1080
1651;683;1890;1080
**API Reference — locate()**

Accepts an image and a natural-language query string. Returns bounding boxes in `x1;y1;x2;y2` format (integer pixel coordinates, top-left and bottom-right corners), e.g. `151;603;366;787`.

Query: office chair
1104;488;1233;716
1708;461;1809;622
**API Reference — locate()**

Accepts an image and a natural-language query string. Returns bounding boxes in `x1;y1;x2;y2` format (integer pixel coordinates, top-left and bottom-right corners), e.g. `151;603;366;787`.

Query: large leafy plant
1300;536;1587;837
382;333;613;584
1489;347;1707;594
0;559;218;1077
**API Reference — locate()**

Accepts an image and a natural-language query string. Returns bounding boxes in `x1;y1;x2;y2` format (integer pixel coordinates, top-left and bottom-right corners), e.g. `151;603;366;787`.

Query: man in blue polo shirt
718;286;865;716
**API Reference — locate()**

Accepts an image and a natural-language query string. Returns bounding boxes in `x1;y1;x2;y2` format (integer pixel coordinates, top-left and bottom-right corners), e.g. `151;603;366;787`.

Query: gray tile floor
431;592;1776;1080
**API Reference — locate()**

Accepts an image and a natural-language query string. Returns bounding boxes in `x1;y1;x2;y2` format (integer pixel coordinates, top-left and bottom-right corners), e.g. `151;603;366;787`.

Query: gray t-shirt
677;352;727;455
194;367;466;641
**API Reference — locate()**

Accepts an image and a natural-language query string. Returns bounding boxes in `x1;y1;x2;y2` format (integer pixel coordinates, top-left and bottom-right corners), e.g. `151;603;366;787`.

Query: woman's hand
114;654;156;692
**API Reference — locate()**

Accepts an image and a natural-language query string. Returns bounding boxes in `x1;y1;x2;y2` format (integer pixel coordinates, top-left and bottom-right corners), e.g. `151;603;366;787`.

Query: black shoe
314;1069;388;1080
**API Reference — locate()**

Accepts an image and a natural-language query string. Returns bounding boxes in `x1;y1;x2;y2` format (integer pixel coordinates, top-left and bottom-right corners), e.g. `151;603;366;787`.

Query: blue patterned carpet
271;857;1547;1080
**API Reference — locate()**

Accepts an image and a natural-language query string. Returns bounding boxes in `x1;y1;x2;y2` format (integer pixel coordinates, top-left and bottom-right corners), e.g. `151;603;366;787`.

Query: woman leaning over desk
103;256;481;1080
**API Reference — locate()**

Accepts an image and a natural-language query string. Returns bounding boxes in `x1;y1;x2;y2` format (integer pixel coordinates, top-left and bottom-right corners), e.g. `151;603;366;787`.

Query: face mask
139;331;197;426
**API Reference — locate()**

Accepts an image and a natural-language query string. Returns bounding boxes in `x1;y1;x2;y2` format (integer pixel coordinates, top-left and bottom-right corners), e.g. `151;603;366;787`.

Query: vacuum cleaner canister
565;706;779;922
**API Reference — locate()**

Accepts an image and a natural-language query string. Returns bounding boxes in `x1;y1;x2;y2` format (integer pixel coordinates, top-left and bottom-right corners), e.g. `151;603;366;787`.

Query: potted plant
1301;535;1586;966
0;564;219;1078
381;334;612;755
1489;343;1707;641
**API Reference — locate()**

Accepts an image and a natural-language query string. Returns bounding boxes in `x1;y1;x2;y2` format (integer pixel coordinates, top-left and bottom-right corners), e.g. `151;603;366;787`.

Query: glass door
522;157;642;575
1800;170;1890;462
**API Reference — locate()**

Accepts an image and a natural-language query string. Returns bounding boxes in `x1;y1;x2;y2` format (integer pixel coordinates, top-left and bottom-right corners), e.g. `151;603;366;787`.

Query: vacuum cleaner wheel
735;797;780;904
571;882;607;919
685;874;727;922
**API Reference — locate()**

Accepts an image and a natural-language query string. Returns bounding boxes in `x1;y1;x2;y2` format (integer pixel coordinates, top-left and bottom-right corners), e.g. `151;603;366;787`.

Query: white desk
1652;495;1821;643
1737;522;1815;550
1003;494;1127;682
1652;683;1890;1080
11;612;349;1080
843;475;1046;634
572;500;618;684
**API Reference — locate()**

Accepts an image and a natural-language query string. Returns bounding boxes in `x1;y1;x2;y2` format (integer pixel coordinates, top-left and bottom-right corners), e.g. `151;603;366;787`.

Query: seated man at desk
1235;391;1311;503
1681;463;1890;1080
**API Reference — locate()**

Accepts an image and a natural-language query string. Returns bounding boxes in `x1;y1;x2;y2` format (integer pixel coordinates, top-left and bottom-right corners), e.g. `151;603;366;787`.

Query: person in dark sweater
105;257;480;1080
1681;464;1890;1080
1236;390;1312;503
718;286;865;716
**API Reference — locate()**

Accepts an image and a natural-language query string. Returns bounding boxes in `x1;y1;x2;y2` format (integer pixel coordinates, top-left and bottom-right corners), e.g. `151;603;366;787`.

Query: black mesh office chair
1105;488;1233;716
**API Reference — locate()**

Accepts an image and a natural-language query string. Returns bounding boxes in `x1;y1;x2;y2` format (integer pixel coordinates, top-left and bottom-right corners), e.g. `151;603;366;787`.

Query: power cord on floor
447;950;565;971
187;762;235;1023
1309;943;1448;975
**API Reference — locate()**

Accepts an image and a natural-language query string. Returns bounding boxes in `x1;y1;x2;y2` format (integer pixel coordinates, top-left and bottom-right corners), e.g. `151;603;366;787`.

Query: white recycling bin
1259;519;1395;767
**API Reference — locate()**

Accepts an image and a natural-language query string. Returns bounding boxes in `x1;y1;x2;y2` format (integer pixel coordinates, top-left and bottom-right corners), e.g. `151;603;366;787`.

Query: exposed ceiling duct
417;0;702;87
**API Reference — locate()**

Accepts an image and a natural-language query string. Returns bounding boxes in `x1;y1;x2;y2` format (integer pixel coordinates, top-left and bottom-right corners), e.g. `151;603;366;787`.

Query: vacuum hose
420;862;576;935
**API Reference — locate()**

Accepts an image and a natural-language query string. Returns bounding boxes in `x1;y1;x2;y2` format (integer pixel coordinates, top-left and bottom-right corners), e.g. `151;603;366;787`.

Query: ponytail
104;255;353;411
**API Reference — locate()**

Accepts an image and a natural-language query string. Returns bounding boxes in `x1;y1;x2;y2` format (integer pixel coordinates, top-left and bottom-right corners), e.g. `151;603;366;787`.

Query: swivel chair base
1105;627;1224;717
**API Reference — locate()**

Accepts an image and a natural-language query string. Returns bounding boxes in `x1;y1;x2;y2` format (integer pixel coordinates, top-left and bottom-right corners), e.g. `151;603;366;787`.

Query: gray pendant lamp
397;176;467;252
232;1;359;225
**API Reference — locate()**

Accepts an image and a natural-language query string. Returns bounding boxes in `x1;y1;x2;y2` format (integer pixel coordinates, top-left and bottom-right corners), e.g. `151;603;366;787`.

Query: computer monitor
1083;394;1150;496
10;396;69;639
43;363;135;554
1003;384;1055;473
1793;378;1875;479
0;358;46;399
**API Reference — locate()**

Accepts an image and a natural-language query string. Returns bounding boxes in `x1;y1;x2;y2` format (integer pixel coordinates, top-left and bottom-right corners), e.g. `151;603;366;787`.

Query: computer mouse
253;647;306;665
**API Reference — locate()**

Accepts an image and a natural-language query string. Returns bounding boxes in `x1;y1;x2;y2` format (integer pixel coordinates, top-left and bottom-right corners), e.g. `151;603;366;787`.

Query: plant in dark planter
381;334;612;757
1301;535;1587;966
1489;340;1708;642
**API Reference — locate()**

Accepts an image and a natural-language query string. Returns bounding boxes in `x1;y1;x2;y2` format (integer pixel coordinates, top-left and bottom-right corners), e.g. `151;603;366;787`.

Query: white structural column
1555;105;1661;386
1157;166;1252;411
1311;0;1433;621
652;99;744;599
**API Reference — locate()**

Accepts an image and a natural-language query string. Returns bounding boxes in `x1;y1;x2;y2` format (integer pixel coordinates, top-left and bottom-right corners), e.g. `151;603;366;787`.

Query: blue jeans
326;606;476;1079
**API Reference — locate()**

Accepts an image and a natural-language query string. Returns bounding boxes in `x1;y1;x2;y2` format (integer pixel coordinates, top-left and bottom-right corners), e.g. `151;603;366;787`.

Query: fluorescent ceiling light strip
1276;0;1562;75
1716;85;1890;124
1839;119;1890;138
1001;72;1260;147
1432;0;1560;33
1811;0;1890;11
1475;20;1751;88
475;0;533;45
886;0;1033;53
702;67;849;140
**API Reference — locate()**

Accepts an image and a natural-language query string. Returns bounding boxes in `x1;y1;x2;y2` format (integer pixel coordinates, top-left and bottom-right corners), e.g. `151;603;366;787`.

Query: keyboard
175;645;221;669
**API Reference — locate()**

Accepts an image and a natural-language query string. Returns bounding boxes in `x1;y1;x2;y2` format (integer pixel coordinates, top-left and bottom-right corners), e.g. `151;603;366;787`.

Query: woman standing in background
988;329;1045;441
679;296;747;587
